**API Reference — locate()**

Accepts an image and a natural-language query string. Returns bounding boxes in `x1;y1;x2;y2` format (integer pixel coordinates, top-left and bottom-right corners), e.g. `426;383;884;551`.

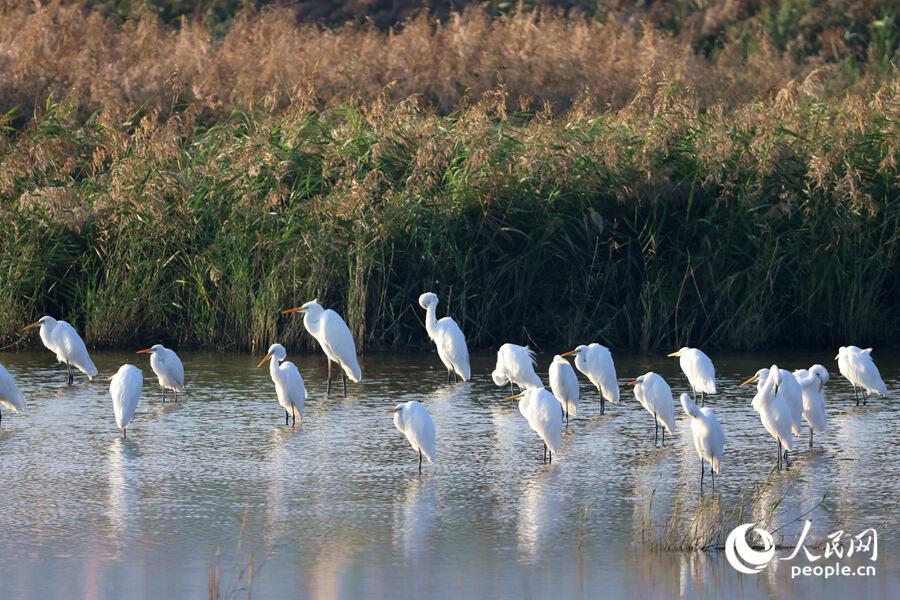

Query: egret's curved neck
424;303;438;338
303;311;321;336
269;356;282;381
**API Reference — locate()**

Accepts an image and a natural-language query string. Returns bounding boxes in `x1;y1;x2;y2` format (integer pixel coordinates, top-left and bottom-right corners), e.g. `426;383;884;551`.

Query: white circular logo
725;523;776;574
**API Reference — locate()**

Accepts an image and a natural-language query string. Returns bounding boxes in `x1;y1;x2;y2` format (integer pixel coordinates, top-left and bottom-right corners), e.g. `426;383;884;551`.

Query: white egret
836;346;886;406
491;343;542;391
0;362;25;425
741;365;794;470
506;387;562;463
418;292;470;383
258;343;305;426
743;367;803;436
136;344;185;402
23;316;97;385
667;347;716;406
548;355;578;426
282;300;361;396
793;365;828;448
680;393;724;490
109;364;142;438
561;343;618;414
627;372;675;446
385;400;436;473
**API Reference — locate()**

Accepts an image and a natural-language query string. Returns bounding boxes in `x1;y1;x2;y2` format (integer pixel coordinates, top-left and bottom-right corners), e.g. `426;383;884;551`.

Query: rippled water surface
0;349;898;599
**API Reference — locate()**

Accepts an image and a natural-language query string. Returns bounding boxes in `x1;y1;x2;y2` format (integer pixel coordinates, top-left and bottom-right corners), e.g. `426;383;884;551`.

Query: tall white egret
0;362;25;426
491;344;542;392
505;387;562;463
561;343;618;414
109;364;142;438
136;344;185;402
282;300;361;396
793;365;828;448
741;365;794;470
258;343;305;426
667;347;715;406
742;367;803;436
548;355;578;426
385;400;436;473
627;372;675;446
418;292;470;383
680;393;724;490
836;346;887;406
23;316;97;384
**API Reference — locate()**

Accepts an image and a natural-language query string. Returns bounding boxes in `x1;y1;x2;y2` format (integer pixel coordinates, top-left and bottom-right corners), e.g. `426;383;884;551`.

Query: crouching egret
836;346;886;406
385;400;436;473
561;344;618;414
793;365;828;448
742;365;794;470
492;344;542;392
505;387;562;463
680;393;724;491
627;372;675;446
0;362;25;425
549;355;578;426
742;367;803;436
24;316;97;385
109;364;142;438
258;343;305;426
282;300;361;396
137;344;184;402
418;292;470;384
667;347;715;406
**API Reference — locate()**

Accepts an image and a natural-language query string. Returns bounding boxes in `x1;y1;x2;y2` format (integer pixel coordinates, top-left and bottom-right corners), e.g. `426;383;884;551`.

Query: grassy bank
1;2;899;353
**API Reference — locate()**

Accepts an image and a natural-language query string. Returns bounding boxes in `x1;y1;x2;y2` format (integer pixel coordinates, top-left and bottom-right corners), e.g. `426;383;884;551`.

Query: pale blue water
0;349;897;599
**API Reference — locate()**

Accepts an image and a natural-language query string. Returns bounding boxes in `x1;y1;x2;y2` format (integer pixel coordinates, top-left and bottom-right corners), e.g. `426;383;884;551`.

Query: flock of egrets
0;292;890;484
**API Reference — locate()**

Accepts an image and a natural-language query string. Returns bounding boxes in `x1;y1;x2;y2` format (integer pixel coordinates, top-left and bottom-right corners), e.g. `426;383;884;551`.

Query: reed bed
0;2;898;352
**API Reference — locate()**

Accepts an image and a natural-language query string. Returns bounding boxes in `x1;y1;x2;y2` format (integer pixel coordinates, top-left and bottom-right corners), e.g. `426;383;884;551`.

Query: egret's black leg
711;469;715;490
600;397;605;415
543;443;547;463
700;457;704;491
662;425;665;446
123;428;127;438
161;388;166;404
854;386;859;406
285;410;289;425
1;409;3;426
327;360;333;396
549;449;552;464
342;372;347;396
777;439;782;470
565;410;569;428
863;391;868;406
66;362;73;386
292;407;296;426
654;413;658;445
809;428;813;448
783;449;790;467
448;370;452;384
418;449;422;474
174;391;178;403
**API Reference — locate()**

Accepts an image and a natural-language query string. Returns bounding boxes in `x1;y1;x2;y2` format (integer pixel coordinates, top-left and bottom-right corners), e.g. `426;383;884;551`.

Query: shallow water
0;349;898;599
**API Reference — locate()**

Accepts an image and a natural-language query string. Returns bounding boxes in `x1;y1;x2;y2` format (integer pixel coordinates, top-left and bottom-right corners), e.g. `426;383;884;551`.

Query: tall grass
1;2;898;352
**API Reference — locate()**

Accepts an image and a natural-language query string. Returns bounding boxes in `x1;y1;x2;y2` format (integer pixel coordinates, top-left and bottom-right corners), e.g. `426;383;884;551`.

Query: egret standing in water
0;362;25;426
492;344;542;392
561;344;618;414
385;400;436;473
109;364;142;438
136;344;184;402
505;387;562;463
680;393;724;491
742;366;794;470
282;300;361;396
418;292;470;384
793;365;828;448
743;367;803;436
548;355;578;426
258;343;305;426
836;346;887;406
23;316;97;385
627;372;675;446
667;347;715;406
